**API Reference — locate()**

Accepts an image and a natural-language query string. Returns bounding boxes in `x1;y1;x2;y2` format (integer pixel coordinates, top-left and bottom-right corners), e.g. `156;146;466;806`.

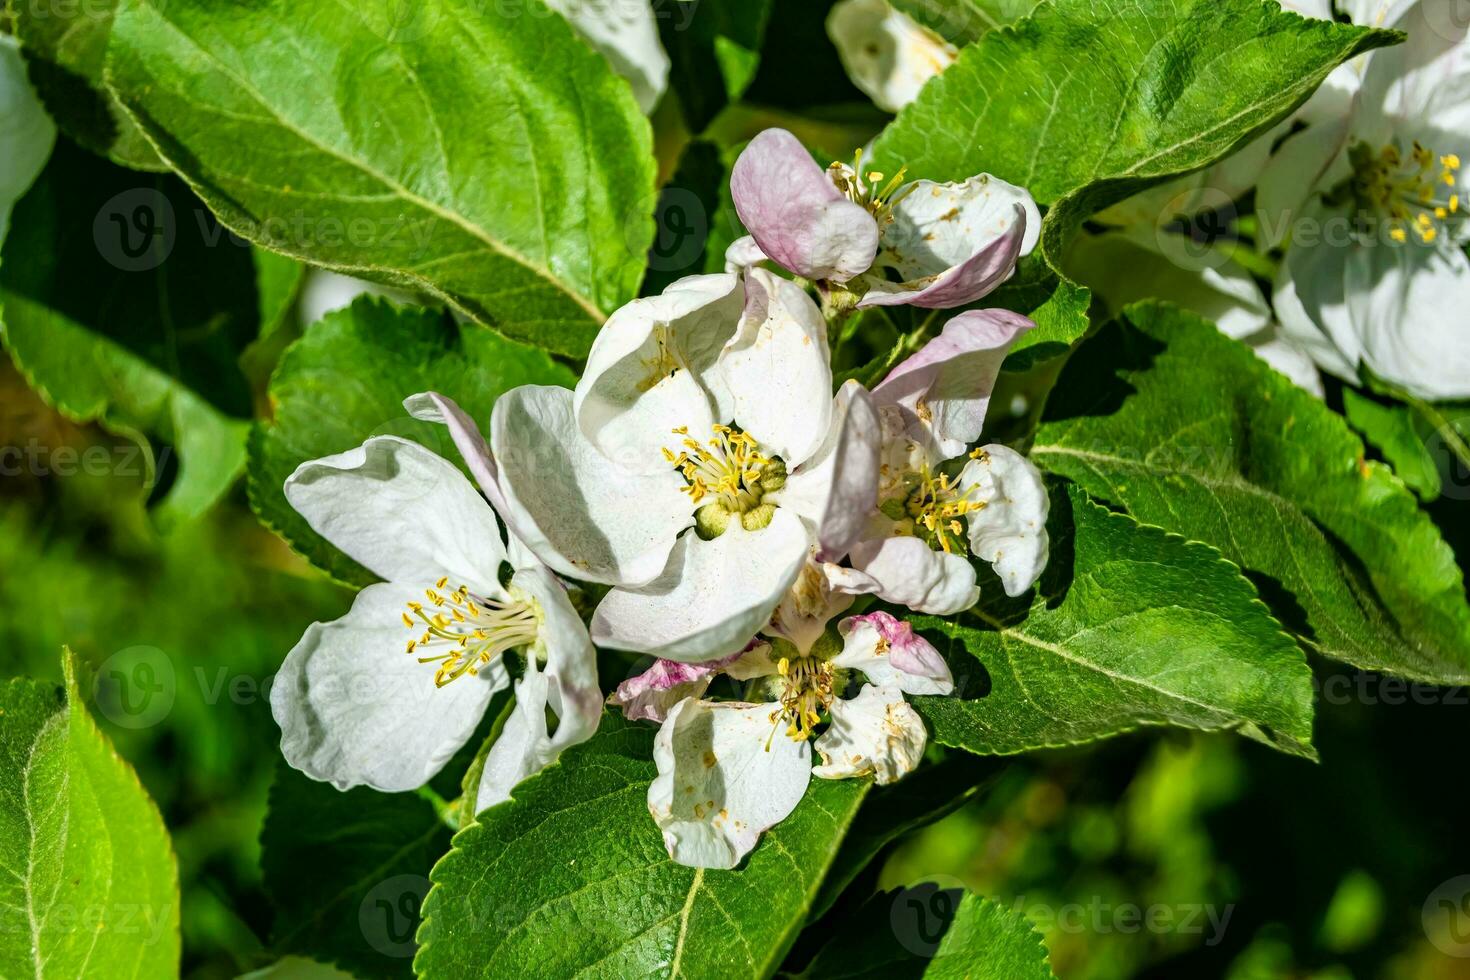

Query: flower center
401;577;541;688
828;148;917;224
775;655;835;742
1346;140;1461;244
663;424;786;534
903;459;984;555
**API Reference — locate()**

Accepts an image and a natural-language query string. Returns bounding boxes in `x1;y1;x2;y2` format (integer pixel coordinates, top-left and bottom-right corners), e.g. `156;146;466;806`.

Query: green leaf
891;0;1040;46
794;888;1056;979
261;762;452;979
10;0;165;171
1000;272;1091;374
927;892;1056;978
870;0;1397;262
1033;302;1470;685
913;483;1316;758
105;0;656;356
660;0;773;132
1342;389;1441;500
0;650;179;978
0;138;260;528
247;296;574;587
415;713;869;978
809;753;1005;921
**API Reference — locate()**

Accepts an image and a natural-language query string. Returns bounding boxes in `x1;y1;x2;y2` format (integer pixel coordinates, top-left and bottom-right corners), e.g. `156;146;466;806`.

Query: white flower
641;610;953;869
727;129;1040;310
484;270;881;663
1263;0;1470;400
0;35;55;244
826;0;958;114
270;432;601;814
850;309;1051;614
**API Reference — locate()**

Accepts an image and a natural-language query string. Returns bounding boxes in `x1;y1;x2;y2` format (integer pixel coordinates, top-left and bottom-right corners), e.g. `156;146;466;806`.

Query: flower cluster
269;127;1050;870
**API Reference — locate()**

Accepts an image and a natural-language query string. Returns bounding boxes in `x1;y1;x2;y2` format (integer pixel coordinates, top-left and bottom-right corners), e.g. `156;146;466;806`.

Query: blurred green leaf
914;484;1316;758
0;650;179;978
1035;303;1470;685
0;138;260;528
660;0;773;132
105;0;656;356
247;296;573;587
416;713;868;978
261;762;451;979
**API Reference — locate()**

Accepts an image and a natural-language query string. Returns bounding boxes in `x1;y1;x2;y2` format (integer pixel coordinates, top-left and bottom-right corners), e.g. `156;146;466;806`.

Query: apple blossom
270;434;601;813
471;270;881;664
1264;0;1470;400
826;0;958;114
851;308;1051;614
727;128;1040;309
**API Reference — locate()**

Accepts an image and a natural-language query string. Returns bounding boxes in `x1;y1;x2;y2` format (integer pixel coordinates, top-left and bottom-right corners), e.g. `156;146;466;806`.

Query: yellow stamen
398;582;540;687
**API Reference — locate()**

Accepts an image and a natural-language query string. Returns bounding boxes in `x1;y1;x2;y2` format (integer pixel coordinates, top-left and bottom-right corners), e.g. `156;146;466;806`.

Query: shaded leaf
1034;302;1470;684
913;484;1317;758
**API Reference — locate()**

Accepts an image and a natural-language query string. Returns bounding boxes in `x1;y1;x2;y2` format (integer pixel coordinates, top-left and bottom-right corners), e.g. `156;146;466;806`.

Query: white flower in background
727;128;1040;309
1264;0;1470;400
0;35;55;245
479;270;881;664
548;0;671;114
850;309;1051;614
270;432;601;814
826;0;958;113
625;607;953;868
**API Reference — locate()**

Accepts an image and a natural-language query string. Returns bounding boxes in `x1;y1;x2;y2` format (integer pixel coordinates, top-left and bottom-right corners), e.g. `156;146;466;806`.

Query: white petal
724;235;768;274
871;309;1034;459
765;561;859;657
491;385;690;586
296;270;400;329
1345;241;1470;401
574;274;742;471
1272;221;1363;383
961;446;1050;597
1255;119;1351;249
775;381;881;560
848;534;979;615
834;611;953;696
1248;333;1326;398
0;36;55;245
648;699;811;869
284;436;505;591
545;0;670;114
271;583;503;792
706;268;833;468
869;174;1041;283
591;509;811;662
404;390;511;517
825;0;957;114
813;685;926;785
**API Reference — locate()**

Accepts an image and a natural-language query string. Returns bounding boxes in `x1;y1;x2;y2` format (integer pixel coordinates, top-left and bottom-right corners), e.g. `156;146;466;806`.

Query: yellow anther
435;576;449;589
398;581;540;687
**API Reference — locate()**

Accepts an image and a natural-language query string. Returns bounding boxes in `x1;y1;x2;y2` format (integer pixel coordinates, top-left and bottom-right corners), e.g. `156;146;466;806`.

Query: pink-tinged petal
404;390;511;516
775;381;882;560
730;128;879;282
610;650;744;723
860;208;1027;308
836;611;953;695
873;309;1035;459
859;174;1040;309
